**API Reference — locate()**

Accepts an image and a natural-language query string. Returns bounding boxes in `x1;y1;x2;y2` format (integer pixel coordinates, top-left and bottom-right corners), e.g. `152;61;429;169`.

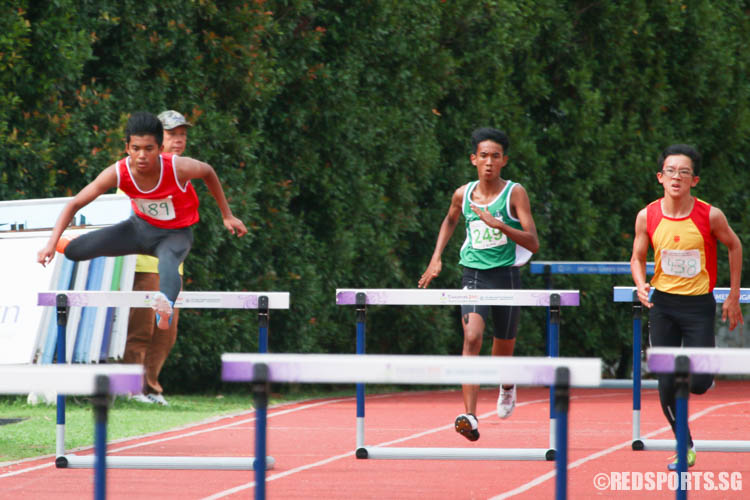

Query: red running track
1;381;749;499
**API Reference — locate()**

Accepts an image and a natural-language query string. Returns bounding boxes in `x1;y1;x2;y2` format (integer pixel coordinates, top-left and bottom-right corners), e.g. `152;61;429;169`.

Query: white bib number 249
134;197;176;221
660;249;701;278
469;219;507;250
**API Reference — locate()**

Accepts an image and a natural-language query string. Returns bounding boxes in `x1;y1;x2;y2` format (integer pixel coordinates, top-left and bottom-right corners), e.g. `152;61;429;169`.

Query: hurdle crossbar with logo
615;286;750;452
336;288;581;459
38;291;289;471
0;364;143;500
222;353;602;500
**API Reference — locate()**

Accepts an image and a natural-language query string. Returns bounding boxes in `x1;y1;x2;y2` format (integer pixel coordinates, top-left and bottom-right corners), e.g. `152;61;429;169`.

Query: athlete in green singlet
419;127;539;441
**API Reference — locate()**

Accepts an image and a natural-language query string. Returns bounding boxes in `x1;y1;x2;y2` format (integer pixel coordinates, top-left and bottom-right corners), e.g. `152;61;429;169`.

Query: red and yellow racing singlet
117;154;200;229
647;198;716;295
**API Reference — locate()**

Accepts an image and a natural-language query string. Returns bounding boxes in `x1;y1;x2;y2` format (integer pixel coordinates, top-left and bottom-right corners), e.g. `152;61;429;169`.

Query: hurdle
222;353;602;500
648;348;750;500
38;290;289;470
614;286;750;451
0;364;143;500
530;260;657;389
336;288;581;460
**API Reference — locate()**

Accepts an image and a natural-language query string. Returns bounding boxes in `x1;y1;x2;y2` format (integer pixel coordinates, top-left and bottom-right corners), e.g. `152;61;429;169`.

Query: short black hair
658;144;701;176
471;127;509;154
125;111;164;146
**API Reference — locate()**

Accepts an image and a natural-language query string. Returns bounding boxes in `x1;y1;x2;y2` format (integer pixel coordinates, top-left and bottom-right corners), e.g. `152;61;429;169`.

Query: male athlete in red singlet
630;144;743;470
38;111;247;329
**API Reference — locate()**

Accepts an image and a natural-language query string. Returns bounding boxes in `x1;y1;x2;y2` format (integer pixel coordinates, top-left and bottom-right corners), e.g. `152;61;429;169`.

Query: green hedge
1;1;748;391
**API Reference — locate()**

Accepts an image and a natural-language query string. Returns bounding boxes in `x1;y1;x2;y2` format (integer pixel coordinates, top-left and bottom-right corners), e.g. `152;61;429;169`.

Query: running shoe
667;448;696;471
130;393;154;404
151;292;174;330
497;385;516;419
147;393;169;406
455;413;479;442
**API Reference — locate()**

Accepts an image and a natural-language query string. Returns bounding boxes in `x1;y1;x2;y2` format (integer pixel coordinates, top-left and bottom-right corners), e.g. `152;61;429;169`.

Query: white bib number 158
660;249;701;278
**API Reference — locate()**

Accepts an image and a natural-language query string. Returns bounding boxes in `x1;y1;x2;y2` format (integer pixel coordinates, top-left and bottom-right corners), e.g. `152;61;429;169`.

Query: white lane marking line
201;392;621;499
488;400;750;499
0;397;352;478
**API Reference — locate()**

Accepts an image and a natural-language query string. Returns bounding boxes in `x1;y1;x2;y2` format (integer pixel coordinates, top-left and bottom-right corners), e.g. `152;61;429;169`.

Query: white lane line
488;400;750;499
201;394;570;499
107;398;353;454
0;397;352;479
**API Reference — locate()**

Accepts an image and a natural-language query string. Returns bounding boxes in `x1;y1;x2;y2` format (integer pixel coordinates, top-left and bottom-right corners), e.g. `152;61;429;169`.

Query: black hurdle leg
253;363;269;500
674;355;690;500
258;296;269;353
92;375;110;500
554;366;570;500
55;294;69;466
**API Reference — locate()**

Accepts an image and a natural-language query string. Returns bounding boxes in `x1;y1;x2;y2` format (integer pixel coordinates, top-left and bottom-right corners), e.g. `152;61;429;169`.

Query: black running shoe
455;413;479;441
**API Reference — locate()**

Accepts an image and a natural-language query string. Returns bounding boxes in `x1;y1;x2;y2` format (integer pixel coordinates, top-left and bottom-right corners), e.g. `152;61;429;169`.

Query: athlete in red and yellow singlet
630;144;743;470
647;197;717;296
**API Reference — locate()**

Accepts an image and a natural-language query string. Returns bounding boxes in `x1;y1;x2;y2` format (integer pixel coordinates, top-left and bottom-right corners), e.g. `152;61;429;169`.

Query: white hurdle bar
644;347;750;452
648;348;750;500
38;291;290;471
37;290;291;309
0;364;143;500
335;288;580;458
222;353;602;500
335;288;581;306
0;364;143;396
615;286;750;450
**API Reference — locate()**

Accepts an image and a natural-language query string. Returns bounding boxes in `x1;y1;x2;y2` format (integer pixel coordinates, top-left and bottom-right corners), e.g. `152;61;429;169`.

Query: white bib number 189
660;249;701;278
134;197;176;221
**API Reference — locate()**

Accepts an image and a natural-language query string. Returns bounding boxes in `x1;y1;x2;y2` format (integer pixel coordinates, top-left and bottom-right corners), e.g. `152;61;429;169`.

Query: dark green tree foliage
1;1;749;389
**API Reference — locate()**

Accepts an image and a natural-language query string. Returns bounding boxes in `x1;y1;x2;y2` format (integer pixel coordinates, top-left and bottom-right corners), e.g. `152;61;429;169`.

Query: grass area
0;388;358;463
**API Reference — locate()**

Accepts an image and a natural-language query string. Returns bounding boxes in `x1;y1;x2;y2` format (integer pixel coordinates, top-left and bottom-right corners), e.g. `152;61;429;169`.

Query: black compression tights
649;290;716;449
64;215;193;303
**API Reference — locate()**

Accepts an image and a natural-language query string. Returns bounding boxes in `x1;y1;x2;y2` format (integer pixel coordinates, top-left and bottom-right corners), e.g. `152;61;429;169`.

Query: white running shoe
130;393;154;404
146;393;169;406
497;385;516;419
151;292;174;330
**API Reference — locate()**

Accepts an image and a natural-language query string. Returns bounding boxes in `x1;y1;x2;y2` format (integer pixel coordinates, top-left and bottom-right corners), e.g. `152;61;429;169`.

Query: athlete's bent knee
63;239;84;261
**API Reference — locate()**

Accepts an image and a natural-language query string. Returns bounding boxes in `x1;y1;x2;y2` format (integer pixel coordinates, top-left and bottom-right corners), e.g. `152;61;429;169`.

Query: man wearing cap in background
124;110;192;405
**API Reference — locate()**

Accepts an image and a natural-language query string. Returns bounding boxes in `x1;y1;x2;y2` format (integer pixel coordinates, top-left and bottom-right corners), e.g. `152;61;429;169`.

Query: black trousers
65;214;193;303
649;289;716;448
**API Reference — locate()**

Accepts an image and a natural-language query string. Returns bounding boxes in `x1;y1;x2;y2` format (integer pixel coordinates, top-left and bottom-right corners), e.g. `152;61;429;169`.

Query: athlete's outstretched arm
630;208;652;308
37;165;118;266
176;157;247;237
710;206;743;330
418;186;465;288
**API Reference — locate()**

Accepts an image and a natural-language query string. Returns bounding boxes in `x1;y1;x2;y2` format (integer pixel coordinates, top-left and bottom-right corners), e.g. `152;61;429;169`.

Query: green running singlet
458;180;532;269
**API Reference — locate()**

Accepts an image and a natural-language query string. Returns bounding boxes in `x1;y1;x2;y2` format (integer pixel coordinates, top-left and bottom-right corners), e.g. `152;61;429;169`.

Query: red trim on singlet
117;154;200;229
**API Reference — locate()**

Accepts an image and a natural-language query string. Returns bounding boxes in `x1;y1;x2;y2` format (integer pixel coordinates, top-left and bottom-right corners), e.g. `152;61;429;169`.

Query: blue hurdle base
356;446;555;461
632;439;750;452
56;454;276;470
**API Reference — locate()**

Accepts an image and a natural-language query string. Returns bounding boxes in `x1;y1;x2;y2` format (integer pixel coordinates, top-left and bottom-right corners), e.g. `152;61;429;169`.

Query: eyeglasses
661;167;693;178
